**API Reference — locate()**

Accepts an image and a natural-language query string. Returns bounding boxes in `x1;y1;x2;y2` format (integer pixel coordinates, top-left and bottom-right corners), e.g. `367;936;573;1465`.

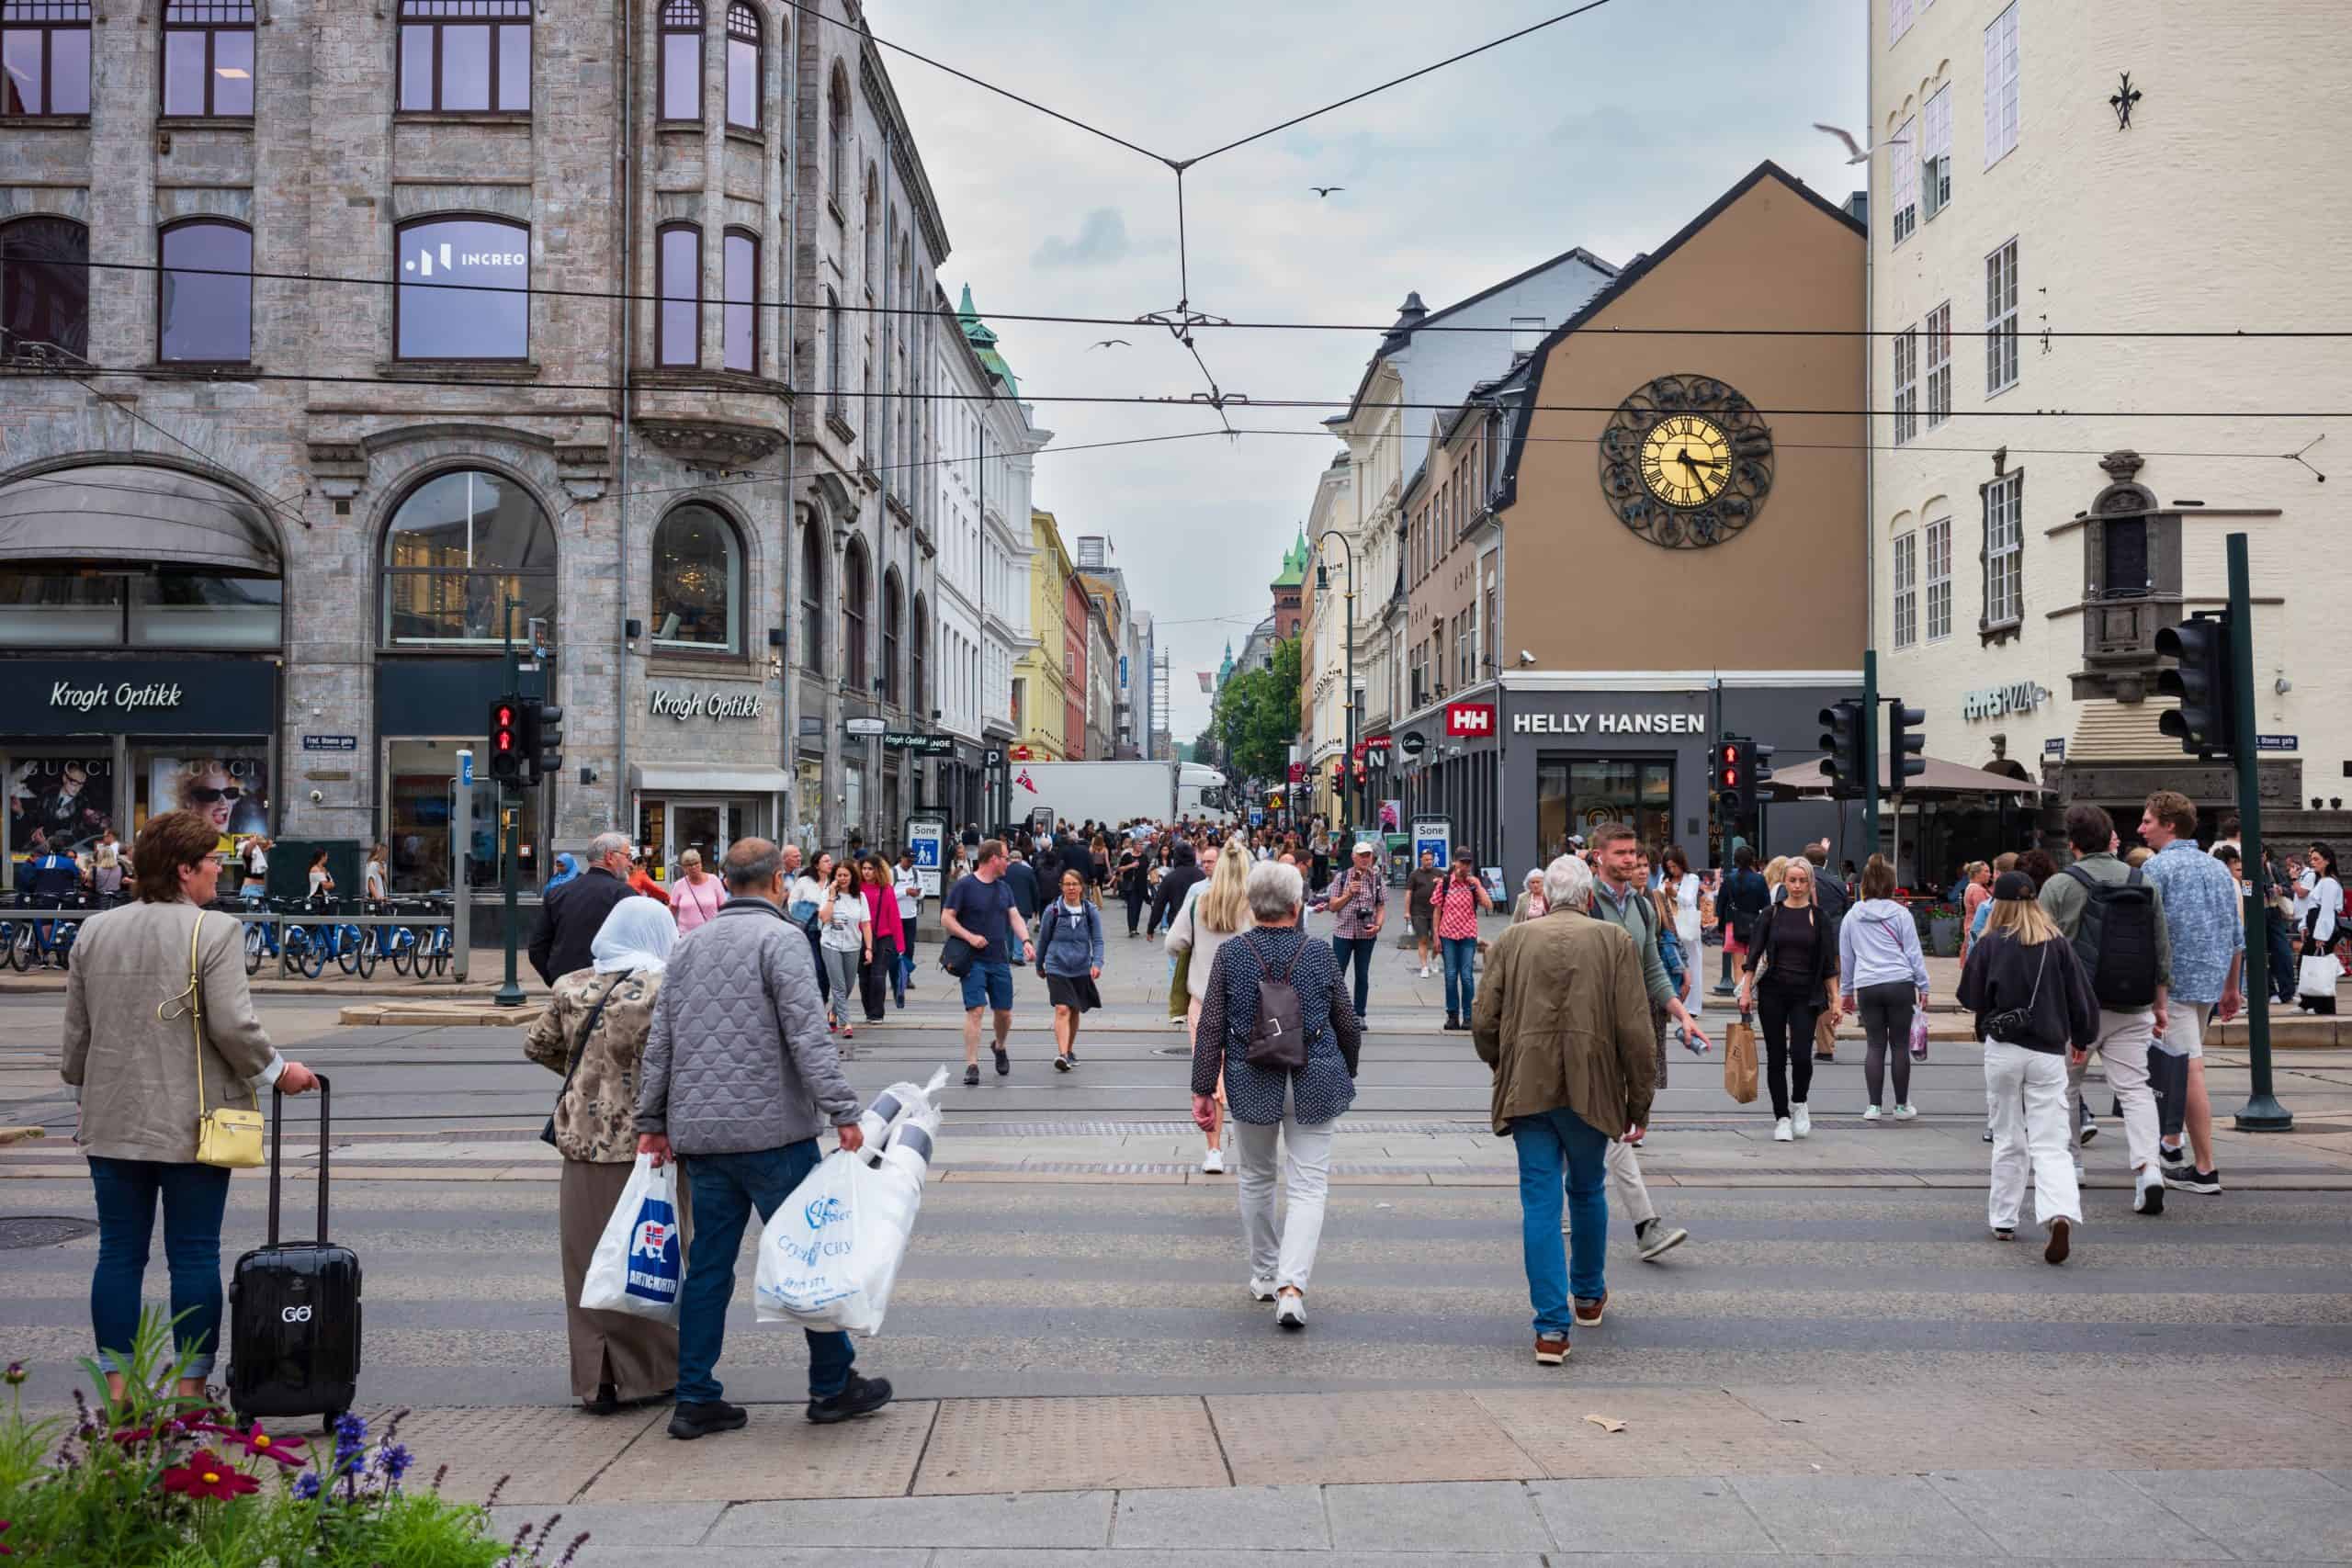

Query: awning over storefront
1766;753;2052;797
0;465;280;574
628;764;796;794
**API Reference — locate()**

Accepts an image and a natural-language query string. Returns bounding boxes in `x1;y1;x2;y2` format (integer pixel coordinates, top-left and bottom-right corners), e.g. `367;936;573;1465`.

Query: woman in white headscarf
524;896;684;1414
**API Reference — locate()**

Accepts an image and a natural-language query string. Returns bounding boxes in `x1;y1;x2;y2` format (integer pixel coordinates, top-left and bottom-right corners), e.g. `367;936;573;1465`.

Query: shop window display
382;468;557;646
7;755;113;861
139;749;268;852
385;737;537;893
1534;757;1672;862
650;503;739;652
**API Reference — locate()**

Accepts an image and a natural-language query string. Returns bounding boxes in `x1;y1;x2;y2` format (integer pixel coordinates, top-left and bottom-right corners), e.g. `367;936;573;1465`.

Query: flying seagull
1310;186;1345;197
1088;338;1131;350
1813;123;1908;164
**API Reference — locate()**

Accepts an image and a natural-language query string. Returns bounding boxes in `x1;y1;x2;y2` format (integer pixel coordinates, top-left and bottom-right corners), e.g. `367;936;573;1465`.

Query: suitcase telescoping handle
267;1073;332;1247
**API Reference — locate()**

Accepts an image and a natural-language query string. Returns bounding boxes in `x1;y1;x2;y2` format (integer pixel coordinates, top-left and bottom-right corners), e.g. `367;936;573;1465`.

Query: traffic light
523;698;565;782
487;695;522;783
1885;700;1927;786
1716;737;1772;817
1817;700;1865;799
2155;611;2235;758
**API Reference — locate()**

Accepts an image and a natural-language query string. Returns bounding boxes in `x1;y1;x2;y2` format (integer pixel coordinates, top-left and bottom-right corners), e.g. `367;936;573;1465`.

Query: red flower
159;1450;260;1500
220;1424;308;1467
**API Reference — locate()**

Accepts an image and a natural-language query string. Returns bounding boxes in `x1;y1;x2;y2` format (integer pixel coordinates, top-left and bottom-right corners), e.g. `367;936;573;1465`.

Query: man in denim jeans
636;838;893;1438
1323;841;1387;1023
1472;852;1658;1366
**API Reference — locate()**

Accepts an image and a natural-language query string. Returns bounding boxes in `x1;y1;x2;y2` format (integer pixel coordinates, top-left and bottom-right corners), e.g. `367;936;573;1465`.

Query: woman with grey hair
1191;860;1363;1329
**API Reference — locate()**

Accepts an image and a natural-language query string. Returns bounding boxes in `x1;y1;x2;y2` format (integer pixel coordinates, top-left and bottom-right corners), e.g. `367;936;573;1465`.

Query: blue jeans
959;959;1014;1012
1329;934;1374;1021
675;1142;854;1404
896;919;915;1001
1441;936;1478;1019
88;1156;234;1377
1510;1109;1611;1336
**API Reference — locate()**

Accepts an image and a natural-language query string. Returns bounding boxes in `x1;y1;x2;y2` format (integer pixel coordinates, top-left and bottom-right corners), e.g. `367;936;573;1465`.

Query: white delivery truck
1004;760;1234;829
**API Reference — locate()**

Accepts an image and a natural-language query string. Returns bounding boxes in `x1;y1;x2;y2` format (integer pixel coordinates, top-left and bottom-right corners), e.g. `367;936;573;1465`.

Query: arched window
826;61;849;205
841;538;868;692
0;216;89;361
659;0;701;120
655;221;699;367
397;0;529;114
163;0;254;118
910;594;927;717
880;568;901;706
650;503;740;653
722;228;755;372
158;219;251;364
823;287;842;419
724;1;758;130
395;214;528;360
1;0;88;116
382;468;557;646
798;518;824;673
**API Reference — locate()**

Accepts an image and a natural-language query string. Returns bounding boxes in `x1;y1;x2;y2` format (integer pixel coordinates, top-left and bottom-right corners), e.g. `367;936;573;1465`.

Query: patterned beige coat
525;967;663;1163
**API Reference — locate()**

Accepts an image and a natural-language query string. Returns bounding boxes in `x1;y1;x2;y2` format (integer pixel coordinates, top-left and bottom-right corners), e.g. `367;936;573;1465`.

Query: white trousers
1231;1090;1337;1293
2092;1008;2161;1172
1606;1139;1657;1226
1984;1040;2083;1232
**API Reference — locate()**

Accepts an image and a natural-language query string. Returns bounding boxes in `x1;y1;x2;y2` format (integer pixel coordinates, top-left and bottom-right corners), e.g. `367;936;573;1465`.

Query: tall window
395;216;528;360
1892;529;1918;649
1888;0;1913;42
880;570;901;705
1984;2;2019;165
911;594;926;715
158;220;252;363
1984;471;2023;626
1925;301;1952;428
397;1;529;114
1920;84;1952;219
1889;114;1917;244
660;0;702;120
722;230;755;372
842;540;869;691
1;0;90;116
1892;326;1917;446
824;288;842;419
798;521;824;673
724;1;758;130
1924;514;1952;641
1984;237;2018;394
827;64;849;207
382;468;557;646
162;1;254;117
650;503;740;653
0;215;88;360
656;222;699;367
862;169;878;293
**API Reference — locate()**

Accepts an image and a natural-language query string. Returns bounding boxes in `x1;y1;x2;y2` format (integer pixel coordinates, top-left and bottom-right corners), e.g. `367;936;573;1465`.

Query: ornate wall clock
1597;374;1775;549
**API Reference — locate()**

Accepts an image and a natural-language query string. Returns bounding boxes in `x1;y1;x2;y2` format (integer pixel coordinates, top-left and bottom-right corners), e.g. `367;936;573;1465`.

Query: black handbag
539;970;631;1148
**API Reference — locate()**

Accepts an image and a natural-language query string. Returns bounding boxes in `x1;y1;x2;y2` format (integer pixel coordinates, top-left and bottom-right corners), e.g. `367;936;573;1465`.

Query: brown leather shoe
1534;1334;1569;1365
1572;1291;1607;1328
2043;1216;2072;1265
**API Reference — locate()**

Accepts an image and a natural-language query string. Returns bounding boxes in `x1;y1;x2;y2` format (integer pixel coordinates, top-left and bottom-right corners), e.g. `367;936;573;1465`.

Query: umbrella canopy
1765;753;2050;798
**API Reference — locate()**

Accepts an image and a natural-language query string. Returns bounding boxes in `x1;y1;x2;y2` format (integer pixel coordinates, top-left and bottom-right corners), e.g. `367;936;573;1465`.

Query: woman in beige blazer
61;810;318;1404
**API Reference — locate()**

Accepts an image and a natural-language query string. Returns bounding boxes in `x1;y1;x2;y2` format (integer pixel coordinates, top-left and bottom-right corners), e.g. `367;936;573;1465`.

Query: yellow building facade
1015;508;1072;760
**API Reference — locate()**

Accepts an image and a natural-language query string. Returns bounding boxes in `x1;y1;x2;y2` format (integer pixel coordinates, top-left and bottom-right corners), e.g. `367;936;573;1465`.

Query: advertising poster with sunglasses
147;752;270;850
8;758;115;858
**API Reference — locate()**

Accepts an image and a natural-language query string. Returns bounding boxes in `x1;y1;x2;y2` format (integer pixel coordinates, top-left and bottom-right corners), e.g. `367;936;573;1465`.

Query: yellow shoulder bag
173;912;266;1168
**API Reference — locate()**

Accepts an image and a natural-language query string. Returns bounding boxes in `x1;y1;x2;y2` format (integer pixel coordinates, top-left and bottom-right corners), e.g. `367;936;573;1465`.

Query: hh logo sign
1446;703;1496;738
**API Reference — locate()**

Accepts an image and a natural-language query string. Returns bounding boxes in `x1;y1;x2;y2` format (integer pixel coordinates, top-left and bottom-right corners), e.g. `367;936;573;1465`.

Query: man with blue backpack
2038;805;2173;1216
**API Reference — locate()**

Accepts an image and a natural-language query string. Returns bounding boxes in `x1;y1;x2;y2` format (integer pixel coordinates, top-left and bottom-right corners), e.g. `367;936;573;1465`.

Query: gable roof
1494;161;1864;514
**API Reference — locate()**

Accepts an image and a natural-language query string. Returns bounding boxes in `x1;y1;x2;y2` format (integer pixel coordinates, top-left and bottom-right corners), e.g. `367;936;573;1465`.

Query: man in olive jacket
1472;852;1657;1367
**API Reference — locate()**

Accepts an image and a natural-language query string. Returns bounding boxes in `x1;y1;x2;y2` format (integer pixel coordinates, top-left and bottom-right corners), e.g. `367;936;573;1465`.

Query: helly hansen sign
1445;703;1496;737
1511;711;1705;736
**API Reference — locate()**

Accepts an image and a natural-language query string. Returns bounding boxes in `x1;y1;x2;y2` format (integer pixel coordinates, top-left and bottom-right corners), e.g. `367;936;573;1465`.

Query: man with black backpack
2038;805;2173;1215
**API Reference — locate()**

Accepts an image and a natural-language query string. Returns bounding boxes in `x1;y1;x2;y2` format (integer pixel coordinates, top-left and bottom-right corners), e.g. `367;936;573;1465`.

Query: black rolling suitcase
227;1077;362;1433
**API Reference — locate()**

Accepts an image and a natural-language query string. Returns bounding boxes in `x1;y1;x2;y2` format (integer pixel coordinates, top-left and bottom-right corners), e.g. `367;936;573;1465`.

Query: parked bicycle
6;892;90;972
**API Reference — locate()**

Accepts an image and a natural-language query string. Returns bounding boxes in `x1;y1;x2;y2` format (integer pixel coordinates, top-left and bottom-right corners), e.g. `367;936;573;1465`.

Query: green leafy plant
0;1313;586;1566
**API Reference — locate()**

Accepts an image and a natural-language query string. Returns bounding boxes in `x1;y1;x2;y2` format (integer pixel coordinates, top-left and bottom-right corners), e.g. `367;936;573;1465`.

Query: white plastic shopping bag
579;1153;687;1325
755;1070;946;1336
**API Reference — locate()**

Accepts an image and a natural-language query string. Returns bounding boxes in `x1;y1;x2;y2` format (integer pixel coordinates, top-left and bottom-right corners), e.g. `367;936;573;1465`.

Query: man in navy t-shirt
942;839;1034;1087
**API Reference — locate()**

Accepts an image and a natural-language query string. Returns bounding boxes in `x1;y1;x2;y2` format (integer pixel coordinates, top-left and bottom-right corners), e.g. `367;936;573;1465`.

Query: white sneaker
1862;1104;1882;1122
1792;1104;1811;1139
1418;964;1430;977
1773;1117;1793;1142
2134;1163;2166;1215
1202;1147;1225;1175
1248;1277;1276;1303
1274;1291;1306;1329
1893;1103;1918;1121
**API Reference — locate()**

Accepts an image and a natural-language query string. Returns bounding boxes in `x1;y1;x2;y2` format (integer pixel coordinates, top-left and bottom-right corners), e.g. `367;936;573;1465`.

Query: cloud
1031;208;1136;269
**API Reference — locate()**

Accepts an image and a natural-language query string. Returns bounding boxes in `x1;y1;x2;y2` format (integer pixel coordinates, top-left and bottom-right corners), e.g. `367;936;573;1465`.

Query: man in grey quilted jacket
636;838;892;1438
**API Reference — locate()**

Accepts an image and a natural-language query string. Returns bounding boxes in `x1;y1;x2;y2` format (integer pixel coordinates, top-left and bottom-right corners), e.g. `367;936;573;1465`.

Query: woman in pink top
671;849;728;934
858;852;906;1023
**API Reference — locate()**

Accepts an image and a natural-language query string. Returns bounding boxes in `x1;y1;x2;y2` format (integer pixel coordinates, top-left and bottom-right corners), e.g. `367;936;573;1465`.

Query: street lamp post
1313;529;1357;839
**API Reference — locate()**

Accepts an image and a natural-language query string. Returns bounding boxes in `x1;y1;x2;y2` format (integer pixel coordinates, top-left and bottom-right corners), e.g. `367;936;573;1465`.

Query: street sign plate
301;734;357;752
2256;734;2299;751
844;716;888;736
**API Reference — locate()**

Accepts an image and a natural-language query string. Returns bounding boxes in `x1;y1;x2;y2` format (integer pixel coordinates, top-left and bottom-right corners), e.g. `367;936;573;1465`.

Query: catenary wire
56;255;2352;340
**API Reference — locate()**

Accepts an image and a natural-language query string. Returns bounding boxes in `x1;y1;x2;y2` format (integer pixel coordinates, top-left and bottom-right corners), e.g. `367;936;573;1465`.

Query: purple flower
292;1472;322;1501
333;1412;368;1447
3;1361;25;1386
376;1442;413;1483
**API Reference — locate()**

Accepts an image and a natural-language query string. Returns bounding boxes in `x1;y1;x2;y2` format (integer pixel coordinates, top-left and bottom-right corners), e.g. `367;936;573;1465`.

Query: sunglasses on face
186;785;243;805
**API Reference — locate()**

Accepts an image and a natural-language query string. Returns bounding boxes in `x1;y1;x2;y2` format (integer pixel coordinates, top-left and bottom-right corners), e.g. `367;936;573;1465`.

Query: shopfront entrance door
639;796;764;884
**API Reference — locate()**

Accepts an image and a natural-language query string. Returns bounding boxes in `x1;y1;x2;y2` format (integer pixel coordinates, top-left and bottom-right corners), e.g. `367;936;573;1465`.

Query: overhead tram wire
59;256;2352;341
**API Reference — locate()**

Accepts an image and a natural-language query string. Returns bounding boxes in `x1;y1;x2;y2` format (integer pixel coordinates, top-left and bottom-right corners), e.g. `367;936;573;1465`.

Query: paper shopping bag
1724;1016;1758;1104
1813;1008;1838;1061
579;1154;686;1325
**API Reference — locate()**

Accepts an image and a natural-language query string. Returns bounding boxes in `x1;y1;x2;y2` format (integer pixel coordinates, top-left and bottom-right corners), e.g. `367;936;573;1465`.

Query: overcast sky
879;0;1867;741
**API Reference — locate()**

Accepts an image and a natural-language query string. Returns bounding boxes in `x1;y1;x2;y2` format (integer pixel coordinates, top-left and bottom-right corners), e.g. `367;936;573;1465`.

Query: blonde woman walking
1167;836;1252;1174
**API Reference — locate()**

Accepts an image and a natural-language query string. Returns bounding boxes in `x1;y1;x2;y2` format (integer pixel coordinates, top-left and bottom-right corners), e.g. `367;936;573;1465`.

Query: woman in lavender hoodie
1839;855;1932;1121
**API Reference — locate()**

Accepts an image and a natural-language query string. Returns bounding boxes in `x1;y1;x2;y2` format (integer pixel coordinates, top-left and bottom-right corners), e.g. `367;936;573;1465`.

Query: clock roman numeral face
1637;414;1731;508
1599;375;1774;551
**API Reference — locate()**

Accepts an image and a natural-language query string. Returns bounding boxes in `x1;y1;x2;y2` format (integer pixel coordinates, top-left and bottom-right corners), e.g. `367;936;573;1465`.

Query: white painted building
1868;0;2351;873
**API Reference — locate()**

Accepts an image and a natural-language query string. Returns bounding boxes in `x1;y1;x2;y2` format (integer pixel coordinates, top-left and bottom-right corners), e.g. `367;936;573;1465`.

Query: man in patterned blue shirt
2137;791;2244;1196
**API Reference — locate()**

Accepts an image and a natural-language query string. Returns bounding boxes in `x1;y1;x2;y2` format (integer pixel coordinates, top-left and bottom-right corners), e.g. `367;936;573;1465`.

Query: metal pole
495;598;526;1007
451;750;472;983
1862;646;1882;852
2226;532;2290;1131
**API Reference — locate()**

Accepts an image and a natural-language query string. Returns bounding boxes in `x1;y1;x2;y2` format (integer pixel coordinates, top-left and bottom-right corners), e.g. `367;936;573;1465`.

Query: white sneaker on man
2133;1163;2166;1215
1773;1117;1793;1142
1792;1104;1812;1139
